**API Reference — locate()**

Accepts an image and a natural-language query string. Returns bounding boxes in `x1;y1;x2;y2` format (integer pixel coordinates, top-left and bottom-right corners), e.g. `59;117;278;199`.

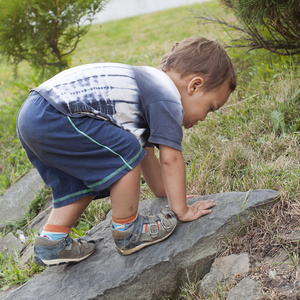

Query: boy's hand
176;200;216;222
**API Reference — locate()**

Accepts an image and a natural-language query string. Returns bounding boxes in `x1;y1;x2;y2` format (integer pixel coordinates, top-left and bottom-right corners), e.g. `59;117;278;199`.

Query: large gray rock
5;189;279;300
199;253;250;295
0;169;45;231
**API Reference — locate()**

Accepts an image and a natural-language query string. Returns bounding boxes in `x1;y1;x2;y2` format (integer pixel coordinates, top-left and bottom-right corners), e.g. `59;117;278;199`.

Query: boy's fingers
190;204;211;218
197;209;212;217
193;200;216;210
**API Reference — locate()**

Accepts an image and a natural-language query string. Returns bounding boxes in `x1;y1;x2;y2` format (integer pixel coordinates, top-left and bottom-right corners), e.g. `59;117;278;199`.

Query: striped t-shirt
33;63;184;151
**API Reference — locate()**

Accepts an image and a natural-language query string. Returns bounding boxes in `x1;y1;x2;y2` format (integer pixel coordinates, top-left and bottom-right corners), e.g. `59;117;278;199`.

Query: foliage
0;252;45;291
270;88;300;135
0;86;33;195
70;199;111;238
193;0;300;55
0;0;108;76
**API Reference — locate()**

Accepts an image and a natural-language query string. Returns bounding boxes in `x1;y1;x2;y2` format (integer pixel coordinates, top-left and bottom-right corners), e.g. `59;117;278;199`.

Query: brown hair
159;36;237;92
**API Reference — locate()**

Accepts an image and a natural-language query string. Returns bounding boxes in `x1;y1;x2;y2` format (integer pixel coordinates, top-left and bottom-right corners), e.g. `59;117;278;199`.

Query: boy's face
181;79;231;129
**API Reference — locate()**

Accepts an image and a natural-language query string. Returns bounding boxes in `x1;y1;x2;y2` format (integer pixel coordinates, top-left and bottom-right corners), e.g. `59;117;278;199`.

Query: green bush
0;0;108;76
194;0;300;55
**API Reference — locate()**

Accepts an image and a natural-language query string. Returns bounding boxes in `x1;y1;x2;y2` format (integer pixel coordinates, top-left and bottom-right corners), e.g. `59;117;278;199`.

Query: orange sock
112;214;137;231
41;224;71;240
112;214;137;224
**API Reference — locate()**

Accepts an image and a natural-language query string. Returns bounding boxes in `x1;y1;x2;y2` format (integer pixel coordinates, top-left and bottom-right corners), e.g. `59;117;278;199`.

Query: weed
0;252;44;291
70;220;92;239
180;269;201;300
289;246;299;270
69;198;112;238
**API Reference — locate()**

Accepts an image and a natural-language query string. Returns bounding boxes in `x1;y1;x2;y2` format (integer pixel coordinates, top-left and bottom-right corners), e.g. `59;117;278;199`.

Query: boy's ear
188;77;205;95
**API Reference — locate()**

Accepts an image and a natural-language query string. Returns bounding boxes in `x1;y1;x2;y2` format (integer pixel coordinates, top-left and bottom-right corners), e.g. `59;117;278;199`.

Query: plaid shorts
17;92;145;208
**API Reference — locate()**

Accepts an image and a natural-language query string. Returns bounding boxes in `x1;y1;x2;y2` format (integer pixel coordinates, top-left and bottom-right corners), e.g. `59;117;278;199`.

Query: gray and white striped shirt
34;63;183;150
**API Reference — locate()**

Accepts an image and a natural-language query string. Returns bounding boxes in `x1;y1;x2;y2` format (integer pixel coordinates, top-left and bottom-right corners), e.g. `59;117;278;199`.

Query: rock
0;232;26;260
264;249;291;272
199;253;250;295
288;230;300;241
20;245;34;265
16;230;26;243
269;269;276;279
4;189;279;300
226;277;262;300
0;286;20;300
0;169;45;231
267;249;290;265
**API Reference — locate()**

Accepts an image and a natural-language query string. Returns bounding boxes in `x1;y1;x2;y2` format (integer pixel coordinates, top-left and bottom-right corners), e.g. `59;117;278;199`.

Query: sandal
34;234;96;266
111;207;177;255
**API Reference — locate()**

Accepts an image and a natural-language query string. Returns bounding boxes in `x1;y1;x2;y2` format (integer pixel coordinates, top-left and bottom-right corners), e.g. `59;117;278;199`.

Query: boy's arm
140;147;167;198
159;144;215;222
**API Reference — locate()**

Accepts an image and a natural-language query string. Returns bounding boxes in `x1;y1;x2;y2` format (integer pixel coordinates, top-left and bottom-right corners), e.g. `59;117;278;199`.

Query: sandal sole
115;224;176;256
34;248;96;266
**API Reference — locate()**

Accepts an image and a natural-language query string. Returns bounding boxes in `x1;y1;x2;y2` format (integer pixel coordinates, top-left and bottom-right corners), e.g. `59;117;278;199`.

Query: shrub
193;0;300;55
0;0;108;75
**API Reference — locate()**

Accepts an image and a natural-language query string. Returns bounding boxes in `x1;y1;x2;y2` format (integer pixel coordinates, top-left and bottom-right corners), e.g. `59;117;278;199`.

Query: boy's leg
34;195;97;266
40;195;95;239
110;165;140;219
46;195;95;228
110;164;177;256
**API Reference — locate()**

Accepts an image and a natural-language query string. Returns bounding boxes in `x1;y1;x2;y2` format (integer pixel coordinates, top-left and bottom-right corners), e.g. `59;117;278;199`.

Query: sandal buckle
149;223;158;236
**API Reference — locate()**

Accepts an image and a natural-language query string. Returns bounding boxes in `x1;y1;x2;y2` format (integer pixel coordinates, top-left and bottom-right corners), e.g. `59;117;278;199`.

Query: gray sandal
111;207;177;255
34;235;96;266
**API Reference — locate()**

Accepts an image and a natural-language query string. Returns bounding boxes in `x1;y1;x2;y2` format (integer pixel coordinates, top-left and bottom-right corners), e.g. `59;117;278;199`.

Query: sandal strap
129;214;144;243
148;215;159;237
156;213;172;230
161;207;177;219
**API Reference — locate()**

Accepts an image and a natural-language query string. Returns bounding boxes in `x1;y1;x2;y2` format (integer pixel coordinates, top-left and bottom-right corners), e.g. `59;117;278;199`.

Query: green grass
0;252;44;292
0;0;299;297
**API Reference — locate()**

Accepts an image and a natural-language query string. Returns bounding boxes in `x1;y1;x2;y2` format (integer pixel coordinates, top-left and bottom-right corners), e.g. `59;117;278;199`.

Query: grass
0;252;44;292
0;0;299;297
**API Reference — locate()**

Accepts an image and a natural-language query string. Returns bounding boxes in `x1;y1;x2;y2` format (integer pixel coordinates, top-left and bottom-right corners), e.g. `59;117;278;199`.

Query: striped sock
112;214;137;231
41;224;71;241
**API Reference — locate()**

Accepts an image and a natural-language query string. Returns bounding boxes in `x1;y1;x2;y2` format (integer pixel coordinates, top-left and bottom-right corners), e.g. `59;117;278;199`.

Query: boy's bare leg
109;164;177;255
46;195;95;228
35;195;96;266
110;165;141;219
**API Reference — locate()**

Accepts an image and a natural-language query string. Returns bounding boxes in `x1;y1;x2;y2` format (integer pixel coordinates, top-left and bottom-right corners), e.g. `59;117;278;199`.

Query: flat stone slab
0;232;26;260
0;169;45;230
5;189;279;300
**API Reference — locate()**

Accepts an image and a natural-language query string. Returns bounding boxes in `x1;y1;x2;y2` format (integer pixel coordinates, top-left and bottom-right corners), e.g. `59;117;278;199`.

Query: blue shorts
17;92;145;208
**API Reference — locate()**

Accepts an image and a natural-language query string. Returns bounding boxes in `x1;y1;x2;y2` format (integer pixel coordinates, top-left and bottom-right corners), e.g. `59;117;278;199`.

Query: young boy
17;36;236;266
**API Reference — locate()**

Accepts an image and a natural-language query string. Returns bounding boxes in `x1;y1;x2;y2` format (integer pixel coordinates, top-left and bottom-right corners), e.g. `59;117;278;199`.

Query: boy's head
159;36;236;93
159;36;237;128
